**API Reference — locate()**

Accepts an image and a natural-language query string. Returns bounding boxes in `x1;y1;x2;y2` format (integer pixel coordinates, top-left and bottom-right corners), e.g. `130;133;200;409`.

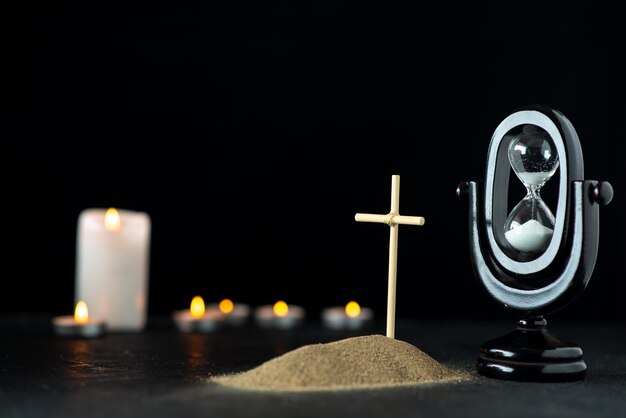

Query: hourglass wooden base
476;317;586;382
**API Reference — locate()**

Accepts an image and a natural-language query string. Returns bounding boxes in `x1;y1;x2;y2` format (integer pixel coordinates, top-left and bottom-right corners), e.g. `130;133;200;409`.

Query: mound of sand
213;334;469;391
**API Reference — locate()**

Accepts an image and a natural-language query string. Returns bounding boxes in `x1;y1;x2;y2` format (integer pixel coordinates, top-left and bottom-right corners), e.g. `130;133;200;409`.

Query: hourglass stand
477;317;586;381
458;105;613;382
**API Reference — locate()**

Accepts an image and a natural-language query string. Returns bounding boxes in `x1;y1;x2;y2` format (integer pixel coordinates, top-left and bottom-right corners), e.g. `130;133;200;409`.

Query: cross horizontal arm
355;213;425;226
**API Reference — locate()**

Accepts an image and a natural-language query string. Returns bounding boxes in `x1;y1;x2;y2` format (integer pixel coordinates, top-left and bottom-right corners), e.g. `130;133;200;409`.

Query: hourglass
457;105;613;382
504;126;558;255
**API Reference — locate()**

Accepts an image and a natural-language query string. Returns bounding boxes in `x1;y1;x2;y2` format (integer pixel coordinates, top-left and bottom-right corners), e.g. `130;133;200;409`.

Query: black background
3;1;625;321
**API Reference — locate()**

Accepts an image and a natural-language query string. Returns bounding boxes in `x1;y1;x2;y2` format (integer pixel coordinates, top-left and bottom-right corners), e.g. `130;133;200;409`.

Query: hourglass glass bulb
508;126;559;190
504;126;559;254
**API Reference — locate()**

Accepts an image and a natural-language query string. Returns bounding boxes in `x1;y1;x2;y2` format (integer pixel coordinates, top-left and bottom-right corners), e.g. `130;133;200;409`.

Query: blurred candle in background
52;300;105;338
254;300;305;329
172;295;224;333
75;208;151;332
321;301;374;330
206;299;251;326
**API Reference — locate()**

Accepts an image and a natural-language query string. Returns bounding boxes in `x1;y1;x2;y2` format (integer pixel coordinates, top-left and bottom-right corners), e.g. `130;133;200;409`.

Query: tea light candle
206;299;250;326
321;301;374;330
52;301;105;338
172;296;224;333
75;208;151;332
254;301;305;329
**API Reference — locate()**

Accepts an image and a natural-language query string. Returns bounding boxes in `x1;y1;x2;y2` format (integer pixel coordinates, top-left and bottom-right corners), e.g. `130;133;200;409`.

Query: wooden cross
355;175;425;339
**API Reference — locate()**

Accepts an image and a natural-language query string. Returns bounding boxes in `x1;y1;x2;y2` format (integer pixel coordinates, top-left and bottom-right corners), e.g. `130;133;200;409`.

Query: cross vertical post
386;175;400;339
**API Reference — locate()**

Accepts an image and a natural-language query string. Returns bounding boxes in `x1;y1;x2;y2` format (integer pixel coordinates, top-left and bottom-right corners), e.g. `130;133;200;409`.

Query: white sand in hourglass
517;172;553;188
505;219;553;253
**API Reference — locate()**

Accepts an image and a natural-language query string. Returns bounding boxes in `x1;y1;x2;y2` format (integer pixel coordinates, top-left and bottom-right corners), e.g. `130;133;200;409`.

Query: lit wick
104;208;121;232
345;301;361;318
273;300;289;317
74;300;89;324
190;295;205;319
219;299;234;314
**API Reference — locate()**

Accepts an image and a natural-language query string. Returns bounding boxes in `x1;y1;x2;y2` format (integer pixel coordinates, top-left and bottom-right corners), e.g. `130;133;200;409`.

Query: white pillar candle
75;208;151;332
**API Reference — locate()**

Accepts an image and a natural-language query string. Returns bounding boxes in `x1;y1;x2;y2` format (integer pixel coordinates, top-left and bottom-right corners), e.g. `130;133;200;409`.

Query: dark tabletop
1;314;625;418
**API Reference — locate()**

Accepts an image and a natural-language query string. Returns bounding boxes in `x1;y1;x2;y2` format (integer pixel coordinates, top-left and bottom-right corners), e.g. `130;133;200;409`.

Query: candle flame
345;301;361;318
273;301;289;317
104;208;122;232
74;300;89;324
219;298;234;314
190;296;205;319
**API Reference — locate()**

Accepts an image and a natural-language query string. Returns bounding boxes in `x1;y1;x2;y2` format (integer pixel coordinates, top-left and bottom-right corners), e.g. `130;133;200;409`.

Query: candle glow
190;296;205;319
273;301;289;317
74;300;89;324
345;301;361;318
104;208;122;232
219;299;234;314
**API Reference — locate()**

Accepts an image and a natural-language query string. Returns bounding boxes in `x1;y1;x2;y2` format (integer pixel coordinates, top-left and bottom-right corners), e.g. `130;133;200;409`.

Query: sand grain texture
213;334;469;391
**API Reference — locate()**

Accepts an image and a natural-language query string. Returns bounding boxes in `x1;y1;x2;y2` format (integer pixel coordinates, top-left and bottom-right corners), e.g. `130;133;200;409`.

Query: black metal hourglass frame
457;105;613;382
